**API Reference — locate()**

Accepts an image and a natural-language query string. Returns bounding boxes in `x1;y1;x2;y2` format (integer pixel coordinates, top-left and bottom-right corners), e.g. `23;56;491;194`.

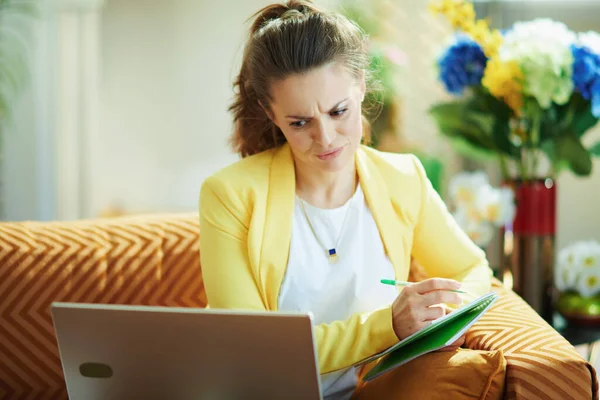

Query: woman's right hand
391;278;463;341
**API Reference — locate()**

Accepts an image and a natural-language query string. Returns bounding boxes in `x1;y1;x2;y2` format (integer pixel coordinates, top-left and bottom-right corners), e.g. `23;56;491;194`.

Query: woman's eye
331;108;348;117
290;120;306;128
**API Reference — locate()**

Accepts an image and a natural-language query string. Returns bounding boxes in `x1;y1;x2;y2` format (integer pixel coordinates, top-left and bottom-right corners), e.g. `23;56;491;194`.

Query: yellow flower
482;30;503;58
447;2;476;30
430;0;523;113
482;58;524;113
429;1;504;57
428;0;462;16
468;19;489;43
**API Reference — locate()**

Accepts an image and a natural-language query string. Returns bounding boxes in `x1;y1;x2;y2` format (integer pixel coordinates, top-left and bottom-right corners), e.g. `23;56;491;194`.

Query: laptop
51;303;323;400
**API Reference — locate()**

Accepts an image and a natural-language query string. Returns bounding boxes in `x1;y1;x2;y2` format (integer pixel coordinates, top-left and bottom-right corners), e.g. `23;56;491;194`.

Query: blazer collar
261;143;404;310
355;147;405;277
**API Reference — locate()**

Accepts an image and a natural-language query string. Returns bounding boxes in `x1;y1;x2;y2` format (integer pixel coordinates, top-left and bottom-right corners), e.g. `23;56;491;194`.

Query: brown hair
228;0;380;158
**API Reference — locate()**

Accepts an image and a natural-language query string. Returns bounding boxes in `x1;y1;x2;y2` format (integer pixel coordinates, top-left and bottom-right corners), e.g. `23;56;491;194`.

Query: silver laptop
51;303;323;400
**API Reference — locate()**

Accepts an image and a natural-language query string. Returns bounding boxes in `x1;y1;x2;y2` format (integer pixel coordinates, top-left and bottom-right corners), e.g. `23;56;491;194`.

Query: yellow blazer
199;143;492;375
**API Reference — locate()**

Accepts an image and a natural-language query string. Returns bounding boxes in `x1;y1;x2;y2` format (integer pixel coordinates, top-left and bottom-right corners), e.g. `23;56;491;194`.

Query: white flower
500;19;576;108
577;240;600;269
578;31;600;54
465;221;495;248
555;262;577;292
475;185;515;226
556;241;600;294
558;243;584;270
453;207;494;247
576;269;600;297
555;243;580;291
452;206;469;230
449;171;489;206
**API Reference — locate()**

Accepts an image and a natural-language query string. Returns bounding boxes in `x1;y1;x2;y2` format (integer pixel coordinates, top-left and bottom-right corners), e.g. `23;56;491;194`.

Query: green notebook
357;292;499;382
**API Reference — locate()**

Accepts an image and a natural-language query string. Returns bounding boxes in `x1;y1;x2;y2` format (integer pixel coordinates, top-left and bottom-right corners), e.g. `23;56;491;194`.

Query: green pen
380;279;467;294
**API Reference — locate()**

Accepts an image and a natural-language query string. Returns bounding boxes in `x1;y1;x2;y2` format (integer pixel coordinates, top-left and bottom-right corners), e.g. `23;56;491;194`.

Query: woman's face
266;62;366;175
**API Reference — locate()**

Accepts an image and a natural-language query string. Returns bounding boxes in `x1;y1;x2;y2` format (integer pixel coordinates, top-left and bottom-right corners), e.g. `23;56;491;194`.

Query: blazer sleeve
199;176;400;374
410;155;493;305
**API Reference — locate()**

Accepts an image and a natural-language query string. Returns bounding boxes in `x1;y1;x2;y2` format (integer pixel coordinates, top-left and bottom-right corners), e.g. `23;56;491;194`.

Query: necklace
297;193;355;264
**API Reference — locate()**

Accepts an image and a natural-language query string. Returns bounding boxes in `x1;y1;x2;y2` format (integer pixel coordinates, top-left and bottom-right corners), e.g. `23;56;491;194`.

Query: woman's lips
316;147;343;161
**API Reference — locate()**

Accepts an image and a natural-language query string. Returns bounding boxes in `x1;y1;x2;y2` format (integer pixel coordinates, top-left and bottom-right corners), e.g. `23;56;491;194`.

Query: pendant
328;248;338;264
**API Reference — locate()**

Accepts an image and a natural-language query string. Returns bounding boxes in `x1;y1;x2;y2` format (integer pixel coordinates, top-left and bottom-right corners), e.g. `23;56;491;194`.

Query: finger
423;305;446;321
450;335;466;347
439;336;465;352
410;278;462;294
419;290;463;307
441;304;454;315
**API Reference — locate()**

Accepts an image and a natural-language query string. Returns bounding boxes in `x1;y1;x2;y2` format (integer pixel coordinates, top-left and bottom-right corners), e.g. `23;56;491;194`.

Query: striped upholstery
409;259;598;399
0;213;206;399
0;214;597;399
467;279;599;400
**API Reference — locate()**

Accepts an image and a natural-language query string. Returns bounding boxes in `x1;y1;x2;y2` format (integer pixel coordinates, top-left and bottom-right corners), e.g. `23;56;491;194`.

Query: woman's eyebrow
285;97;349;119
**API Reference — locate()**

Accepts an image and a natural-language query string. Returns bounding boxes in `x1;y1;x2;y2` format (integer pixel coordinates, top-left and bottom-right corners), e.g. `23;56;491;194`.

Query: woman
199;1;493;398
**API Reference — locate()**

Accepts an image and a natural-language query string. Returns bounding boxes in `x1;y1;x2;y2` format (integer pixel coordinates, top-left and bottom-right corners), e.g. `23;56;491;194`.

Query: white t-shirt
278;183;398;399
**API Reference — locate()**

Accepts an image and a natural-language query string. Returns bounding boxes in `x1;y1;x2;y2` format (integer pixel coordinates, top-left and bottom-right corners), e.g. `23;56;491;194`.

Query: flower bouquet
428;0;600;180
428;0;600;321
555;240;600;325
449;171;515;248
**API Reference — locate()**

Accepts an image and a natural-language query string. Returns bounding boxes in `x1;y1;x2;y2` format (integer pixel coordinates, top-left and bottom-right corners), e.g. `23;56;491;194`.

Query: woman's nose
313;120;335;147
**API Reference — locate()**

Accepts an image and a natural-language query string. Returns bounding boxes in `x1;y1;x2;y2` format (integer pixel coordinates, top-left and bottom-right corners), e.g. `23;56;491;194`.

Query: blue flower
438;35;488;95
591;77;600;117
571;44;600;99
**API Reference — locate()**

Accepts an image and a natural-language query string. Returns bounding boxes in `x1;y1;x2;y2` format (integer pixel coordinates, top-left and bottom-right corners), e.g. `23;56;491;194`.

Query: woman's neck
294;161;357;209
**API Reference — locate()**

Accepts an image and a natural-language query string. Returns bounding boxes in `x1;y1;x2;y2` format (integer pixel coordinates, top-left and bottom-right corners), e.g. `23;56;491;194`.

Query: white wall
557;130;600;250
95;0;342;216
3;0;600;251
96;0;247;215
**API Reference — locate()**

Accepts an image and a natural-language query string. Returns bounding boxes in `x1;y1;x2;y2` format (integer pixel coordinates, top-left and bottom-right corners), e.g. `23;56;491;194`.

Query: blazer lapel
261;143;295;310
260;144;408;310
356;147;407;280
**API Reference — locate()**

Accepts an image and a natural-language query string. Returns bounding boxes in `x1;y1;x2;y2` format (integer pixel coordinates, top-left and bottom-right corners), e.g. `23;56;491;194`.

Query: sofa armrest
465;278;599;400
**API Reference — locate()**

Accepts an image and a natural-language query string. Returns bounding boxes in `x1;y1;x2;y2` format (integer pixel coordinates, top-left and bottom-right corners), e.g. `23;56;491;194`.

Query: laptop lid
51;303;322;400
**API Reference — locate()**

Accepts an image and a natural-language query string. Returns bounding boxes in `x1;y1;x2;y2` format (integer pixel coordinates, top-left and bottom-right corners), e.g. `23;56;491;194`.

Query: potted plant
428;0;600;321
555;240;600;325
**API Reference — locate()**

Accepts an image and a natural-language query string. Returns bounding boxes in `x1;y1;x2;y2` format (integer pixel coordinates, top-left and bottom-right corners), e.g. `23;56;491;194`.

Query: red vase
502;179;556;322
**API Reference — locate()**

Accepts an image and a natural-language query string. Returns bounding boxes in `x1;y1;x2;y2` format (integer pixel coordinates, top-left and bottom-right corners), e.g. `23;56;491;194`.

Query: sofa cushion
352;348;507;399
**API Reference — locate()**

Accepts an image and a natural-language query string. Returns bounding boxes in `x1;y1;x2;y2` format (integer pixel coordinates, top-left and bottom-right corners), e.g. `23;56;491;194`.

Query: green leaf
449;137;497;161
554;134;593;176
541;140;568;175
466;88;517;157
590;141;600;157
560;93;600;137
429;102;496;152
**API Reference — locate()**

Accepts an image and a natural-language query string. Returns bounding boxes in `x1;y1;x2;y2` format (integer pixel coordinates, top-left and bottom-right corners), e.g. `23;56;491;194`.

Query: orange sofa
0;213;597;399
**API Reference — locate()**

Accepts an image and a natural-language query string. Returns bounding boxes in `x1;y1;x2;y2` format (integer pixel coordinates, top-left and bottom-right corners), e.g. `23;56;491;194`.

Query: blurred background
1;0;600;255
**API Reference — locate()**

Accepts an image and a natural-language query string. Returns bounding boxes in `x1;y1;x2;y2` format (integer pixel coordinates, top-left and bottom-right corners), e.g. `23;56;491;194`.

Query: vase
556;291;600;326
501;178;556;322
